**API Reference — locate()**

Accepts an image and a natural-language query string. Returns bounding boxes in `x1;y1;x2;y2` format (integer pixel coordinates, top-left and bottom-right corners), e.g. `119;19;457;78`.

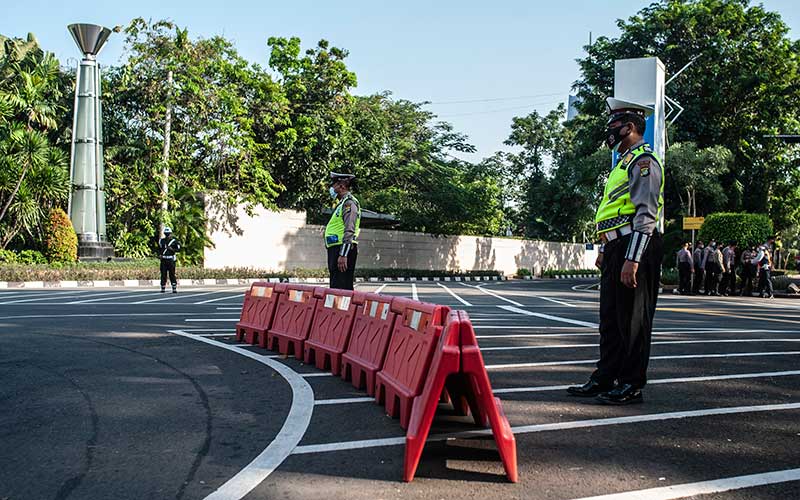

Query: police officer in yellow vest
567;97;664;405
325;172;361;290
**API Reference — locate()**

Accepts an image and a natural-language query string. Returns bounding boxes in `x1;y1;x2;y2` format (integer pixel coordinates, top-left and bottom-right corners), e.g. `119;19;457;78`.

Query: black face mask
605;124;628;150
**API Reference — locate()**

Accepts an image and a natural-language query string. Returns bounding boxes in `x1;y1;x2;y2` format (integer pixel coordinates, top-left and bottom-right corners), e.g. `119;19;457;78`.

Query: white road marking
185;318;240;322
315;397;375;405
168;330;313;500
498;304;599;328
435;282;472;307
198;333;236;337
301;372;334;378
216;307;243;310
485;351;800;370
494;370;800;394
570;468;800;500
473;325;594;330
133;289;225;304
464;283;524;307
290;402;800;454
374;284;388;294
0;290;120;304
476;333;600;339
479;338;800;351
411;283;419;301
67;291;163;304
0;312;234;320
534;295;577;308
195;289;248;304
182;328;233;332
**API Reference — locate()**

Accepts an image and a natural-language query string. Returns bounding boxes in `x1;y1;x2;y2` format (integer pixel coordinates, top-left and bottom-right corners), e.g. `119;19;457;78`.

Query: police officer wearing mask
567;97;664;405
325;172;361;290
159;226;181;293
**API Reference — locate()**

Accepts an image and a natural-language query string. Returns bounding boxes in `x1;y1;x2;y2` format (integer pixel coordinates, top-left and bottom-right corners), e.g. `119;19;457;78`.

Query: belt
600;224;632;242
161;255;176;260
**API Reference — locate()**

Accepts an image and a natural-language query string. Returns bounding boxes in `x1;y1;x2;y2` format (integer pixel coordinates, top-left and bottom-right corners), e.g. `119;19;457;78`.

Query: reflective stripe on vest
594;144;664;233
324;194;361;248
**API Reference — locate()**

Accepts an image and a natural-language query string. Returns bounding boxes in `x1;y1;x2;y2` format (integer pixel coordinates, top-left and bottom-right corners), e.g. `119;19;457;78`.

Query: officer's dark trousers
678;262;692;294
723;269;736;295
741;265;755;295
160;259;177;288
592;232;663;389
328;245;358;290
757;268;773;297
692;266;704;294
704;263;721;295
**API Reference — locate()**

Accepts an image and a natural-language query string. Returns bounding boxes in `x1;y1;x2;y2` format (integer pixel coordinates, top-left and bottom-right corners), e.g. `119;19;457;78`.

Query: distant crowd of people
675;236;781;299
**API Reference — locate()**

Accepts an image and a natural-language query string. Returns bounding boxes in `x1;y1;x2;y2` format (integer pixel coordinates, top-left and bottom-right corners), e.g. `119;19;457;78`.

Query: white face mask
329;186;337;199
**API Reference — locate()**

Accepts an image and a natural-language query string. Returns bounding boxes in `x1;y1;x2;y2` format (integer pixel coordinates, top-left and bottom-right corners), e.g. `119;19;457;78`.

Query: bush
44;208;78;263
16;250;47;264
517;268;532;277
542;268;599;278
0;249;17;263
698;213;773;249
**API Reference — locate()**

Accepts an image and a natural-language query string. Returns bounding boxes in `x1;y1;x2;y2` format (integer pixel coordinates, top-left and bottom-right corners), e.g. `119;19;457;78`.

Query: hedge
0;262;502;282
698;213;773;249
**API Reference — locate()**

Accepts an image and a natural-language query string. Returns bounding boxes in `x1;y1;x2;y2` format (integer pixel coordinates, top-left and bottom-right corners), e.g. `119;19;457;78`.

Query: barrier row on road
234;281;517;483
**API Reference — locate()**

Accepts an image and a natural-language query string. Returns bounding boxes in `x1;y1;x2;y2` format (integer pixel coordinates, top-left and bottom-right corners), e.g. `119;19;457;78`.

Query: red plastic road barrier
303;288;362;375
265;284;319;359
403;310;517;483
235;282;279;345
375;298;449;429
341;293;397;396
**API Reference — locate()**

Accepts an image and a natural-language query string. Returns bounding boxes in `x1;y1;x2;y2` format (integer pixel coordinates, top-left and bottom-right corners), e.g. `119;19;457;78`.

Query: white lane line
315;396;375;406
479;338;800;351
534;295;577;308
468;318;523;322
133;289;225;304
196;289;248;305
494;370;800;394
571;468;800;500
217;307;243;310
473;325;594;330
477;333;600;339
374;284;388;294
291;402;800;454
67;291;161;304
185;318;240;322
464;283;524;307
183;328;233;332
168;330;313;500
0;290;118;304
0;312;234;320
314;370;800;404
485;351;800;370
498;304;599;328
301;372;334;378
436;282;472;307
198;333;236;337
411;283;419;301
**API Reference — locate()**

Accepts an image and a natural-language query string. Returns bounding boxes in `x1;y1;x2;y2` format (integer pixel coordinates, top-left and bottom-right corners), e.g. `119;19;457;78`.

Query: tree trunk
0;164;29;225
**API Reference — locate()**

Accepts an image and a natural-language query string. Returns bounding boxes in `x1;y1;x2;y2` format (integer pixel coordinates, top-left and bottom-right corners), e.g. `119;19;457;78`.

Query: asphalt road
1;280;799;500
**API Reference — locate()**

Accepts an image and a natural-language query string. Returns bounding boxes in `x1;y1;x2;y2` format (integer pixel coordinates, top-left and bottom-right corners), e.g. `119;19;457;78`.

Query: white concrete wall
204;203;597;275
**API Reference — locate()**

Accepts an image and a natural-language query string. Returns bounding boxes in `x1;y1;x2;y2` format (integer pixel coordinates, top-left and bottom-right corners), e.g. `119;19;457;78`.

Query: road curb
0;275;508;289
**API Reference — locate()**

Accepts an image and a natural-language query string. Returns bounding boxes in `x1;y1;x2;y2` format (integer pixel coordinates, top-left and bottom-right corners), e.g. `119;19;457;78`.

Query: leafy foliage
698;212;773;249
43;208;77;263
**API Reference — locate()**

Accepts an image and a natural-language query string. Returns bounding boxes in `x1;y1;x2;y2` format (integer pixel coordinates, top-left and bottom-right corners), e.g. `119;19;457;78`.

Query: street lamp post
67;23;114;260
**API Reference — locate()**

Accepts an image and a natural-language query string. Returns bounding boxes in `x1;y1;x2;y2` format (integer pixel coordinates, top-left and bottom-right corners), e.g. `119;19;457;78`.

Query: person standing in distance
676;241;693;295
567;97;664;405
159;226;181;293
692;240;705;295
325;172;361;290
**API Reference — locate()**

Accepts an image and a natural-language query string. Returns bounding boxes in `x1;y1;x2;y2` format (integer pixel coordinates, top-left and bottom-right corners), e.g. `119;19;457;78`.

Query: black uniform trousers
757;268;773;297
160;258;177;287
740;264;755;295
328;245;358;290
678;262;692;294
592;232;663;389
692;265;704;294
722;268;736;295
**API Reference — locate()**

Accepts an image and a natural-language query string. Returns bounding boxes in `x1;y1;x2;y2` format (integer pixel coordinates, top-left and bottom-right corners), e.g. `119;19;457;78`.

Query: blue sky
3;1;797;161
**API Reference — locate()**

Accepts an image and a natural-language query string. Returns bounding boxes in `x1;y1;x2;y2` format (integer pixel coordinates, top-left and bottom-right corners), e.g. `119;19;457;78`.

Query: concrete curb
0;275;507;289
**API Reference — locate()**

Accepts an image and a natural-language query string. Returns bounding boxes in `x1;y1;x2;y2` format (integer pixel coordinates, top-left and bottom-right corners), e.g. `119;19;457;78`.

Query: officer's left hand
621;260;638;288
337;256;348;272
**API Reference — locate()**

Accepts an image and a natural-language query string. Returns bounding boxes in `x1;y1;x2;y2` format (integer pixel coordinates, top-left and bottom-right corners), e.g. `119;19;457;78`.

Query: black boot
160;287;166;293
567;379;613;397
172;285;177;294
596;384;643;405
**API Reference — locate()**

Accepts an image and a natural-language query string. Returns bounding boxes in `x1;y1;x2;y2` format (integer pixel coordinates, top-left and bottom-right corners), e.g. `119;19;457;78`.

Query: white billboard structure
612;57;667;232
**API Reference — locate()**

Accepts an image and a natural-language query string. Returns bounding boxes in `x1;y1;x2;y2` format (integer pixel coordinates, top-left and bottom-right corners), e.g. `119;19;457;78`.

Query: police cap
606;97;654;126
330;172;356;184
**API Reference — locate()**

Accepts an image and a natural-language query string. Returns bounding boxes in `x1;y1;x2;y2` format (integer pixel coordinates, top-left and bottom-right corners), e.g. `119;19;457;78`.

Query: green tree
572;0;800;229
